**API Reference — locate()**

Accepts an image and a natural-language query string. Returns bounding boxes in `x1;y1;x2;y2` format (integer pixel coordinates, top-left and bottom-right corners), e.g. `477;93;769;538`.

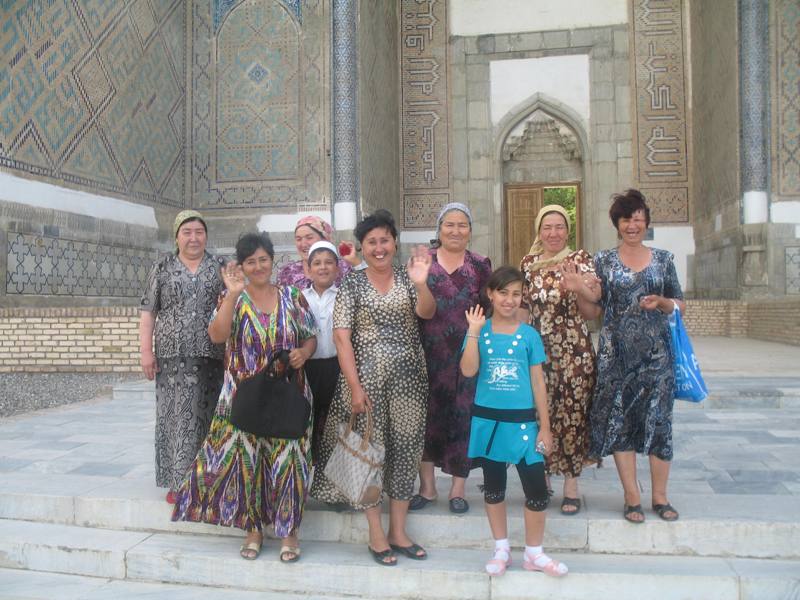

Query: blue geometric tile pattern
192;0;326;208
0;0;186;207
5;232;156;297
216;1;300;181
214;0;302;31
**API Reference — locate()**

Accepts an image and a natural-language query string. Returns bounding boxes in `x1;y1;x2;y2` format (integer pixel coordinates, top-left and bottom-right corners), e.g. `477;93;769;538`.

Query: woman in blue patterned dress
588;190;685;523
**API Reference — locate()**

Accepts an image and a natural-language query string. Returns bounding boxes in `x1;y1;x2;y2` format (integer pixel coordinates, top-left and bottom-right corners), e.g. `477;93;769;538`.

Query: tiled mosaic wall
5;232;156;297
0;0;186;207
772;0;800;199
190;0;329;210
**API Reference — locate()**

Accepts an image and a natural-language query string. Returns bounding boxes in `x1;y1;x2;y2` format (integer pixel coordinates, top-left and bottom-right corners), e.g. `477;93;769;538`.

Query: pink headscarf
294;215;333;241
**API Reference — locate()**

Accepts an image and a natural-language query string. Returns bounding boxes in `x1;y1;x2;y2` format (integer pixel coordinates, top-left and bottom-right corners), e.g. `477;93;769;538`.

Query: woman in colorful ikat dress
410;202;491;515
586;189;685;524
172;232;317;563
276;215;361;288
139;210;225;505
311;210;436;567
520;204;600;516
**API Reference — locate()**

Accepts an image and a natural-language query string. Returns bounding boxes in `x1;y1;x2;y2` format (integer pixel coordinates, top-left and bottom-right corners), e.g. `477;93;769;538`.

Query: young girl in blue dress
460;266;568;578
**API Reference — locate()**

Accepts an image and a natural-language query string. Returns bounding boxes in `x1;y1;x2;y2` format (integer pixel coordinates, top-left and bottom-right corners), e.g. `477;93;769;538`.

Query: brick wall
746;298;800;346
683;299;799;343
0;299;797;373
0;307;140;373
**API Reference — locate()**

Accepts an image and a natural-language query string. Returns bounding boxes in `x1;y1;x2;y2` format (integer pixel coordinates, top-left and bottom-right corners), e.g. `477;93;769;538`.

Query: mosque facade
0;0;798;354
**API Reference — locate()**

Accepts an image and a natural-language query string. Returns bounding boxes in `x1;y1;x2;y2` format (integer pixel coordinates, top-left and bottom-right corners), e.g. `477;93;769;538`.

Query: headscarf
431;202;473;247
526;204;572;272
173;209;206;244
307;240;339;264
295;215;333;241
436;202;472;229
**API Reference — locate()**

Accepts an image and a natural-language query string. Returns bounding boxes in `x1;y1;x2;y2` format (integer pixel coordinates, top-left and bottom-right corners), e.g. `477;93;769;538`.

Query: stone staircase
0;381;798;599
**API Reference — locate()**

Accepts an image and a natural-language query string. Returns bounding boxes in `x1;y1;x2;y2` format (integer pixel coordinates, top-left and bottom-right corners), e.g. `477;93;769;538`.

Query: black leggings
481;458;549;512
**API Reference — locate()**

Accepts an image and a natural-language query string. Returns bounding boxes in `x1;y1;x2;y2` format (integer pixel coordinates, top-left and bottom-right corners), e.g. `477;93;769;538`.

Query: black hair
177;216;207;235
480;266;525;317
609;189;651;229
353;209;398;243
236;232;275;263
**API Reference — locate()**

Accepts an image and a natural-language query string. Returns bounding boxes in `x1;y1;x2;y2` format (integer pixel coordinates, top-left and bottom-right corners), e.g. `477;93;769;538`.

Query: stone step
1;482;797;559
0;520;797;600
111;380;154;403
0;568;349;600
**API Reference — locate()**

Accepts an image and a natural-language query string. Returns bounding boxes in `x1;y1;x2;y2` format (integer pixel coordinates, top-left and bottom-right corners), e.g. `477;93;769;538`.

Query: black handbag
230;350;310;439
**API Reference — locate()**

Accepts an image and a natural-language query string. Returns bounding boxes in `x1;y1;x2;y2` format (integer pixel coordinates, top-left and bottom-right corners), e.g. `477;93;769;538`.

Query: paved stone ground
0;336;798;500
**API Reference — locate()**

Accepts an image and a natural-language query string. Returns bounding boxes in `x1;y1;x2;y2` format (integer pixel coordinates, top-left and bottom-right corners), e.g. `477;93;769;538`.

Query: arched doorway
490;93;591;265
503;111;583;266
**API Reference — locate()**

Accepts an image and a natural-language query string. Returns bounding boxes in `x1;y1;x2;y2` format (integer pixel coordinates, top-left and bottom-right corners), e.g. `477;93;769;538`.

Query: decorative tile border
5;233;155;297
400;0;450;228
773;0;800;196
630;0;690;222
787;246;800;295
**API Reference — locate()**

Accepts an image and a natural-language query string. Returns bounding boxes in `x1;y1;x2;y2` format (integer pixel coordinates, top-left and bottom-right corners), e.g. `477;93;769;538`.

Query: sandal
279;545;301;563
623;504;645;524
652;503;679;521
368;546;397;566
560;497;581;516
408;493;437;511
449;497;469;514
523;551;568;577
485;547;511;577
389;542;427;560
239;539;262;560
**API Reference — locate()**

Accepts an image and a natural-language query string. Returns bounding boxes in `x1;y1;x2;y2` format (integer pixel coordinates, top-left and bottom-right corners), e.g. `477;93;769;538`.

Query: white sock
526;545;568;575
486;539;510;575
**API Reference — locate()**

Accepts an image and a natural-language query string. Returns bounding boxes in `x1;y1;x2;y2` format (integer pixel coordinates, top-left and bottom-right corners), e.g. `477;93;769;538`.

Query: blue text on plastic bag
669;306;708;402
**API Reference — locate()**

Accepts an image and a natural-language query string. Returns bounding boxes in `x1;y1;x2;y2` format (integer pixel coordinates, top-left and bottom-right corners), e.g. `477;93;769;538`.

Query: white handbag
323;408;385;506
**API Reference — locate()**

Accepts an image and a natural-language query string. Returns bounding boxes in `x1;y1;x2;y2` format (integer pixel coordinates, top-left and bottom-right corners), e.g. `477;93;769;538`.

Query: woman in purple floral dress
410;203;492;514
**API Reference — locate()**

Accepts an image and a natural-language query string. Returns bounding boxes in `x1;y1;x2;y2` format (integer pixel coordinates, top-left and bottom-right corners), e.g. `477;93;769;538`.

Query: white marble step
0;520;797;600
0;568;349;600
1;479;797;559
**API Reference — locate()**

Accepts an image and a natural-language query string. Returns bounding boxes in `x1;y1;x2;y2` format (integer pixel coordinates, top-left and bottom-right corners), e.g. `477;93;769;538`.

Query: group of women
140;187;684;568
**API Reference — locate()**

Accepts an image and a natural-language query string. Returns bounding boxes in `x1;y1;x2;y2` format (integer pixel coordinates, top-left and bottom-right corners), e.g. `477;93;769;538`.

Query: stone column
739;0;769;224
332;0;359;231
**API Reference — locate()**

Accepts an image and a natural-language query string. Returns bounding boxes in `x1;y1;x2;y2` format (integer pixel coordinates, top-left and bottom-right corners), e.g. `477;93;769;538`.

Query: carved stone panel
773;0;800;196
400;0;450;228
630;0;690;223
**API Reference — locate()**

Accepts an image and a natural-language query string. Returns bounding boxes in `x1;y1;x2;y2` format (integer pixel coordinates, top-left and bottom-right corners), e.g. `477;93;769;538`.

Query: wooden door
505;185;543;268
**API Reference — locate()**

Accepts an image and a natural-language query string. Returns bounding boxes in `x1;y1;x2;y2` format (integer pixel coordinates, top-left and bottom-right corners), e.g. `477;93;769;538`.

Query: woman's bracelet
466;333;480;339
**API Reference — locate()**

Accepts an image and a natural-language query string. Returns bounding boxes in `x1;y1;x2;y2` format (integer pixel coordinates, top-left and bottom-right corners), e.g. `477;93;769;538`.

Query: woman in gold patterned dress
520;205;601;515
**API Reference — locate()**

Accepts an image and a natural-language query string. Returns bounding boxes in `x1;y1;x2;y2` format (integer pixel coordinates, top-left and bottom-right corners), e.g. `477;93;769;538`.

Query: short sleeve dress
172;285;317;537
589;247;684;461
420;249;492;477
139;251;226;491
520;249;598;477
467;321;547;466
311;266;429;506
